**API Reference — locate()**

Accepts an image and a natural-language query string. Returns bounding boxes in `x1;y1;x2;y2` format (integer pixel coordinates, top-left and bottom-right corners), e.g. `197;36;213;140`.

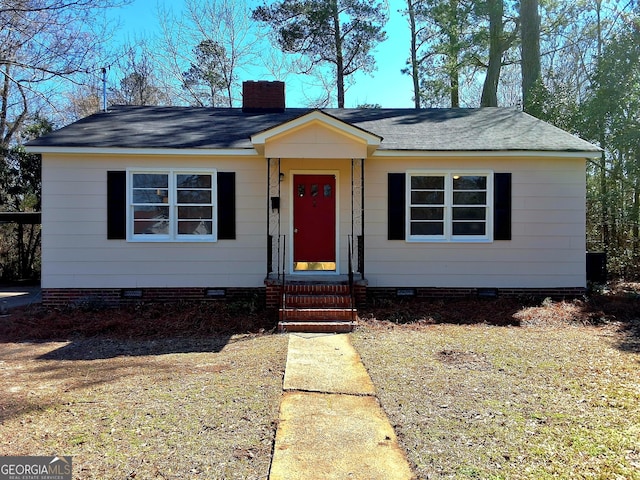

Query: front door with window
293;174;336;271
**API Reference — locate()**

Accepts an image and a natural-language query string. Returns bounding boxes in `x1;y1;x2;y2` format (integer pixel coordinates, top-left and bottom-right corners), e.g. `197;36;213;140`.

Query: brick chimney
242;81;285;113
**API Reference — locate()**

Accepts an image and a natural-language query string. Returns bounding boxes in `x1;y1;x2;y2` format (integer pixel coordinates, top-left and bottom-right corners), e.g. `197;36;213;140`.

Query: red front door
293;174;336;271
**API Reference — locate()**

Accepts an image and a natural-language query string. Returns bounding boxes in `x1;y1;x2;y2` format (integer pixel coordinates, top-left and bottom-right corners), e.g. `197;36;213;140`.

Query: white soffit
24;146;259;156
373;150;603;159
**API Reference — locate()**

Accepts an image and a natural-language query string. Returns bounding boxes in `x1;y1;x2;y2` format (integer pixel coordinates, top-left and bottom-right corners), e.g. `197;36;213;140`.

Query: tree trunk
448;0;460;108
407;0;420;108
520;0;541;112
595;0;609;252
331;0;345;108
450;69;460;107
17;223;25;279
480;0;504;107
1;64;10;147
611;150;623;255
226;84;233;107
448;42;460;105
633;175;640;257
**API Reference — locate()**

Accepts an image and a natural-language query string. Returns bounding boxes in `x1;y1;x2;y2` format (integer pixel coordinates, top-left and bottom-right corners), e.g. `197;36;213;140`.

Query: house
27;81;601;331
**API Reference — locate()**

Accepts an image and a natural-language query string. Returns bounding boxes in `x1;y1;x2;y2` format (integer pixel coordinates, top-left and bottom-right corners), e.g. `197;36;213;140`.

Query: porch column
267;158;283;278
351;158;365;277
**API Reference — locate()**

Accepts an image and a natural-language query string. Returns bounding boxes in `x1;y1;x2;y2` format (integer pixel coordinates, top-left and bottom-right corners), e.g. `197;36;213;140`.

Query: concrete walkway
269;333;415;480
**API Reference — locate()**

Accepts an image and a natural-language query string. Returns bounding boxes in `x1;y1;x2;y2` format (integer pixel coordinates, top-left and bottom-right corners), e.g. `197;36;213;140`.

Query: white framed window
128;169;217;241
407;171;493;242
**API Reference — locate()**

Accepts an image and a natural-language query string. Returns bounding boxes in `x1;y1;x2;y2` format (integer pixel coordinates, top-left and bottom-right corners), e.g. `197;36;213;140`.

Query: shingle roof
27;105;600;153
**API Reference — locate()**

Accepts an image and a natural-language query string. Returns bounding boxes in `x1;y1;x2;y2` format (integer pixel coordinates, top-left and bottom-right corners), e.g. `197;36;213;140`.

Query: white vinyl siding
366;156;586;289
40;152;587;291
41;154;265;288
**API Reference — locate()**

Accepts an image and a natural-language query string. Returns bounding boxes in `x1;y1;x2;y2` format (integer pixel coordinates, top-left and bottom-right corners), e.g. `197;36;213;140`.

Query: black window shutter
494;173;512;241
107;171;126;240
388;173;406;240
217;172;236;240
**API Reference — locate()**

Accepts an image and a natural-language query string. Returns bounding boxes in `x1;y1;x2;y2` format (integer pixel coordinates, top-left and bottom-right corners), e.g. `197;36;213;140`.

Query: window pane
324;184;332;197
133;174;168;188
177;174;211;188
134;221;170;234
133;205;169;219
411;222;444;236
178;220;213;235
133;206;169;234
311;184;318;197
177;190;212;204
453;191;487;205
411;176;444;189
133;189;168;203
298;184;305;197
453;175;486;190
411;191;445;205
178;206;213;219
452;207;486;220
453;222;486;235
411;207;444;220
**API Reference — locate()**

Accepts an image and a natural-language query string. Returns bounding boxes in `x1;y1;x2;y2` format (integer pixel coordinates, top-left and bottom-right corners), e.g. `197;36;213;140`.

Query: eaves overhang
24;146;260;157
373;149;603;159
25;146;602;160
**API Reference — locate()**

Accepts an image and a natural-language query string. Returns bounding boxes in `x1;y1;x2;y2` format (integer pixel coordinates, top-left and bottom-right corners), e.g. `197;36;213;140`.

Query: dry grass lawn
1;287;639;479
0;335;287;480
353;314;640;479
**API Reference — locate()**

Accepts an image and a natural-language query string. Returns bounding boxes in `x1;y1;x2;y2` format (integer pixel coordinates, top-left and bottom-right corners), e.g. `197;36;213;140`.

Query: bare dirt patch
436;349;492;371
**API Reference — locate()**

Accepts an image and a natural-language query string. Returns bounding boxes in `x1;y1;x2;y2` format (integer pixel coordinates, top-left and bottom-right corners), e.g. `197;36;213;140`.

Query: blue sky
109;0;416;108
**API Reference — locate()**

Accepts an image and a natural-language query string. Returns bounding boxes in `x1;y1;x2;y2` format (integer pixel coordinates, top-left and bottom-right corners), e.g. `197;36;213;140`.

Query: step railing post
280;234;286;320
348;235;356;322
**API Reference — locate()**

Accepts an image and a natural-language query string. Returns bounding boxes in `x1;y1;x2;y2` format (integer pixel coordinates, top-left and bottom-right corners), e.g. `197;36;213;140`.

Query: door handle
294;228;298;233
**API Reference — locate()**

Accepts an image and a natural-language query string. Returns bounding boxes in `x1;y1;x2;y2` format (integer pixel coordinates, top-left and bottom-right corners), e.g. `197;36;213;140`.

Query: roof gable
251;110;382;158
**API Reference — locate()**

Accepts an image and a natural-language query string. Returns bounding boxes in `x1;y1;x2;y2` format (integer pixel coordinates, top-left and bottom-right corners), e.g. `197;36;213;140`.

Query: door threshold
293;261;336;272
265;273;367;285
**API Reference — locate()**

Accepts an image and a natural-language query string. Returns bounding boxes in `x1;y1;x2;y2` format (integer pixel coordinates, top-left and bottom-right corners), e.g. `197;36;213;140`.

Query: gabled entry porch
264;158;367;332
253;110;379;332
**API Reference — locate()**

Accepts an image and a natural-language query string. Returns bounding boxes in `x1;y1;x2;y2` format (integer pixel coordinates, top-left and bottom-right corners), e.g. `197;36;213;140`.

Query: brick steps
278;321;354;333
279;308;356;321
277;284;356;333
284;294;353;308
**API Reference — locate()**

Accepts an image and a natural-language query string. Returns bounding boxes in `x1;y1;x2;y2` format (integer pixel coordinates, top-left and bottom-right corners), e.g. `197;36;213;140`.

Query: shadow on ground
576;285;640;354
359;289;640;354
0;300;276;359
359;297;525;327
3;287;639;356
37;336;234;360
